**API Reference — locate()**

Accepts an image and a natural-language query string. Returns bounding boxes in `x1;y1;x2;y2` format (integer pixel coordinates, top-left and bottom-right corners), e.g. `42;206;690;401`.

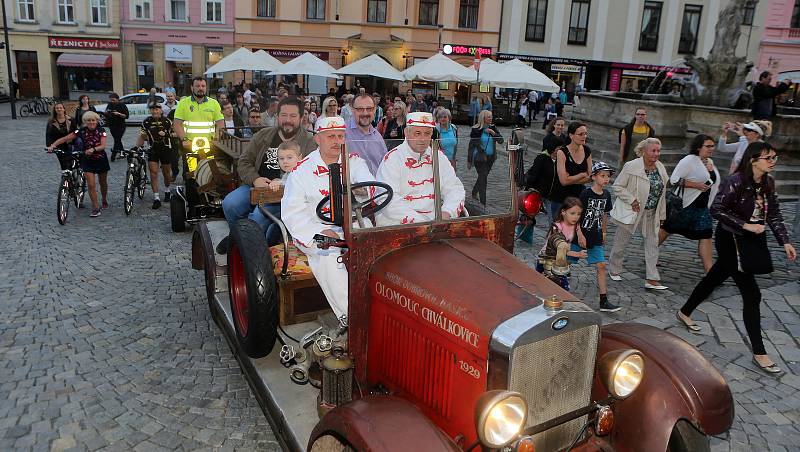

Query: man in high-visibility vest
172;76;224;168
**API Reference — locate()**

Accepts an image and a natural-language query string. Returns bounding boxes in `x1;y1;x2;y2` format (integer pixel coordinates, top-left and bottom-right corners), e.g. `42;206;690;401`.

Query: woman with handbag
678;142;796;374
468;110;503;205
658;134;721;273
608;138;669;290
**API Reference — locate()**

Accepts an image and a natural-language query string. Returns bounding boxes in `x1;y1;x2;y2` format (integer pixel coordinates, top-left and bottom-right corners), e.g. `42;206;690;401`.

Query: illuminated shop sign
442;44;492;57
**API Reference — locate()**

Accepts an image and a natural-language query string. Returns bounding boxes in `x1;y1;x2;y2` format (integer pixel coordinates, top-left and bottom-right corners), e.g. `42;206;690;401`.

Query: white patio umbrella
269;52;341;79
401;52;473;83
479;58;559;92
251;50;284;73
204;47;260;75
461;58;503;84
335;54;404;81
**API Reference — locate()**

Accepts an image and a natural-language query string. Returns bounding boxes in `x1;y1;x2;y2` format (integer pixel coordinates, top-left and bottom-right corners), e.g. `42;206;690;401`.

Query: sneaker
90;208;101;218
215;236;230;255
609;273;622;281
152;199;161;210
101;200;109;210
599;300;621;312
164;191;171;202
644;282;669;290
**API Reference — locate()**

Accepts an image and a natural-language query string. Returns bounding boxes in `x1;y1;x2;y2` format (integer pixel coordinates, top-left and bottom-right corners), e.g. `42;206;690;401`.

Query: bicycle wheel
19;104;32;117
75;169;86;208
33;99;45;115
137;162;147;199
124;168;135;216
57;178;71;225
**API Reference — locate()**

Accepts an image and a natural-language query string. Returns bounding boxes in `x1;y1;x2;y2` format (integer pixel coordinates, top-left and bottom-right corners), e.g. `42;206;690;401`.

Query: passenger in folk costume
281;116;376;321
375;112;465;226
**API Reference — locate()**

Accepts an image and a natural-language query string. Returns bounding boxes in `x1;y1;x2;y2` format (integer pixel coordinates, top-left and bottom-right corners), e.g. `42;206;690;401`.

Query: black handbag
734;229;773;274
665;180;685;224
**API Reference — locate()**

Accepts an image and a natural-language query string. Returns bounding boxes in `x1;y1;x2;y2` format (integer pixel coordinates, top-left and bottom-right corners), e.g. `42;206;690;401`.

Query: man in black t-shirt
136;104;174;209
578;161;619;312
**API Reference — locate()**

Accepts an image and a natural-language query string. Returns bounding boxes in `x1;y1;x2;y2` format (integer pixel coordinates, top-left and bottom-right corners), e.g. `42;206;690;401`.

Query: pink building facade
757;0;800;90
120;0;235;95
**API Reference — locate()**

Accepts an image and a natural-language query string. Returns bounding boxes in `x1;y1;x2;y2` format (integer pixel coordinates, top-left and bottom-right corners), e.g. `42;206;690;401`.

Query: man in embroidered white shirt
281;116;375;320
376;112;465;226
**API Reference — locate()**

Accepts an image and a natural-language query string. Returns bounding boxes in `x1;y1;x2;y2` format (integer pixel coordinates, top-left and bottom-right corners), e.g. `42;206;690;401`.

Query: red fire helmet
518;190;542;216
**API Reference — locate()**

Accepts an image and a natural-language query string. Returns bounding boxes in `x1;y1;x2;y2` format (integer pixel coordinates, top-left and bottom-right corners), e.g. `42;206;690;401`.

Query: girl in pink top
536;197;588;291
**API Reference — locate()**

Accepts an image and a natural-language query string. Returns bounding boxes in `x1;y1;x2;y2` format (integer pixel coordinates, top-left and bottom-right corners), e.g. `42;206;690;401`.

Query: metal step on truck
191;138;734;452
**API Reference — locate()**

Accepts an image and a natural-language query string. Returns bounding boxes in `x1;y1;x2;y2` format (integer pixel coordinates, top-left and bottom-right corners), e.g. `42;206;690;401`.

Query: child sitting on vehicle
268;141;302;191
536;197;586;291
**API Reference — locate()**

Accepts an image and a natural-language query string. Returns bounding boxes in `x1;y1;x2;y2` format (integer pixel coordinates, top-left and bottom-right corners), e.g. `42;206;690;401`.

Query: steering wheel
316;181;393;227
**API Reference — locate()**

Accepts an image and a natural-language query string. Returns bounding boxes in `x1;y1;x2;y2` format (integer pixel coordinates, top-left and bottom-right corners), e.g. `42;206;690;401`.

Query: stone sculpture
682;0;753;108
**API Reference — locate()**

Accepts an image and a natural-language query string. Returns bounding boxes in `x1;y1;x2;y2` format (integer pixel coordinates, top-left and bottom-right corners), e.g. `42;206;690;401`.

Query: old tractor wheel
227;219;278;358
170;193;186;232
309;435;356;452
667;420;710;452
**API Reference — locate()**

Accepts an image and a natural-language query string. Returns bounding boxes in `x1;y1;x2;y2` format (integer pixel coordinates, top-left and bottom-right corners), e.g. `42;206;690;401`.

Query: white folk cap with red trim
315;116;346;133
406;111;436;128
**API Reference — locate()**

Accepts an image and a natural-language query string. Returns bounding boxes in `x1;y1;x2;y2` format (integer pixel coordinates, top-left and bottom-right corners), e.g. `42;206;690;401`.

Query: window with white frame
132;0;152;20
205;0;223;23
169;0;187;21
307;0;325;20
91;0;108;25
17;0;35;21
57;0;75;23
257;0;276;17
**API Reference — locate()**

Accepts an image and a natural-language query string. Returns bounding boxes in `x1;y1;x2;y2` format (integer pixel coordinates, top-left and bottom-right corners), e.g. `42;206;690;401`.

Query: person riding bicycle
47;111;110;218
46;102;75;170
136;103;175;209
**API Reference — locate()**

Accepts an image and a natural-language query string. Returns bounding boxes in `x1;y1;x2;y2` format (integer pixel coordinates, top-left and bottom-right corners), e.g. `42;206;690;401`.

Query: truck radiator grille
378;314;454;419
509;325;599;451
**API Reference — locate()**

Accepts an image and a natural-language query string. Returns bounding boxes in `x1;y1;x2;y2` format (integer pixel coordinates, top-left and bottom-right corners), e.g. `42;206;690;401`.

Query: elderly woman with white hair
608;137;669;290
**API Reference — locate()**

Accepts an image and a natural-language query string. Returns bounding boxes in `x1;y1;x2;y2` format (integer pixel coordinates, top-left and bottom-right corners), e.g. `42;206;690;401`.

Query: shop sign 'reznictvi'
48;37;120;50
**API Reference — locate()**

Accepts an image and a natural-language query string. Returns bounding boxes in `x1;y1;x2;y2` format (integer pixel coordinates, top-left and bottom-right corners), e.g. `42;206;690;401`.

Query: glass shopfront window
206;46;224;92
136;43;155;90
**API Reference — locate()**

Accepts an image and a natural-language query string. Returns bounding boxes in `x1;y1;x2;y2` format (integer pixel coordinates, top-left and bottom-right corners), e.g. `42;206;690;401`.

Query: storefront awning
56;53;112;68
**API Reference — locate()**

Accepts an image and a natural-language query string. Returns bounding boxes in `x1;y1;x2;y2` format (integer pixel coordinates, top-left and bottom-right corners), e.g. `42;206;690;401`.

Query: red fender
308;395;462;452
593;323;734;452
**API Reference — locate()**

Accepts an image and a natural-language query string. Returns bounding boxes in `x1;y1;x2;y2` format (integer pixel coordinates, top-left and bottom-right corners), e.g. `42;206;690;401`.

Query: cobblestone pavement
0;116;280;451
2;113;799;451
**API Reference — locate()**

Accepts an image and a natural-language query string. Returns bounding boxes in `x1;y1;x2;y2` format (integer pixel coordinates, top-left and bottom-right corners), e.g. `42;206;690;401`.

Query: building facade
120;0;235;96
234;0;501;100
500;0;767;94
1;0;123;99
757;0;800;90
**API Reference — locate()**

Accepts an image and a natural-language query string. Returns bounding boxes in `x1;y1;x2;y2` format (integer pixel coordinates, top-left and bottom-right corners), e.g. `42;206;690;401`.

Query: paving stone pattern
0;117;280;451
1;115;799;451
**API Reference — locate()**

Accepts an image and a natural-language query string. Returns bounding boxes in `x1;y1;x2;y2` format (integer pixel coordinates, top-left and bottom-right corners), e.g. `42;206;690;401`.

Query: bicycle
20;97;55;117
47;147;87;225
121;146;149;215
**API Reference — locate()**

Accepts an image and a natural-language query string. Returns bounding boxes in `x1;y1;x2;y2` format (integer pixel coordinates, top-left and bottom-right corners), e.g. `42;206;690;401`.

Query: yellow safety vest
173;96;223;140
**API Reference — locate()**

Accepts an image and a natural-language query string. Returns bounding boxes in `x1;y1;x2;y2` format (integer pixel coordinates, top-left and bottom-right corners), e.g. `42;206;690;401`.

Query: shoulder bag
665;179;685;224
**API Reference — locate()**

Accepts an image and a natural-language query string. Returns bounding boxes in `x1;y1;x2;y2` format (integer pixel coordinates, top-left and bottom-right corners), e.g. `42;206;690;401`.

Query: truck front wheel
227;219;278;358
667;420;710;452
309;435;356;452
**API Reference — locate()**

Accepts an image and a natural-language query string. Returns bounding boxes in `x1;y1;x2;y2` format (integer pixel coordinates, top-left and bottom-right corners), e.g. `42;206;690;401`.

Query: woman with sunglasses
717;120;771;173
678;142;796;374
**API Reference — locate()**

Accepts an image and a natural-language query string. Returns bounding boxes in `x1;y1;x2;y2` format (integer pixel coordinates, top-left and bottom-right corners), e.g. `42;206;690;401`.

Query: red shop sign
443;44;492;57
48;36;121;50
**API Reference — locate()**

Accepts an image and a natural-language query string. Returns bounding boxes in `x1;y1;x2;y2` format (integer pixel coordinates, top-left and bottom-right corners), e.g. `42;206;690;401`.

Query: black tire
227;219;278;358
57;178;70;225
667;420;711;452
20;104;32;117
138;163;147;199
170;193;186;232
124;169;135;216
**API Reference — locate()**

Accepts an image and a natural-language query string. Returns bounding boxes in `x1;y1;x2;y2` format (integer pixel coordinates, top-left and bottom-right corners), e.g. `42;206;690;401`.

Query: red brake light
519;191;543;216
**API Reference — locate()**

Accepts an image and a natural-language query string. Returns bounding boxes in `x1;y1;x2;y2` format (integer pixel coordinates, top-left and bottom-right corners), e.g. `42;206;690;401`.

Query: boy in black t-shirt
579;161;620;312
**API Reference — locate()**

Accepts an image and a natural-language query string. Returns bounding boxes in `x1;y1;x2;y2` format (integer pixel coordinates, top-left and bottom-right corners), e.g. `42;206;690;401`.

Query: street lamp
1;0;17;119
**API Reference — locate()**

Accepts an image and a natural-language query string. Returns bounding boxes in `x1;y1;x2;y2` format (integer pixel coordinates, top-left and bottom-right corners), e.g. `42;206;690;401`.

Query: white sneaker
609;273;622;281
644;283;669;290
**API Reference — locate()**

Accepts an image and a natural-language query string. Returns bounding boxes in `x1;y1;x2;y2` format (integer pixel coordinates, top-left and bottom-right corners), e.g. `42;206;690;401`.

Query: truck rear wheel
227;219;278;358
309;435;356;452
667;420;710;452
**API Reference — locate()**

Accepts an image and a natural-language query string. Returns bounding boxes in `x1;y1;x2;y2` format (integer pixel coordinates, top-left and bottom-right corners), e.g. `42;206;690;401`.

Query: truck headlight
475;390;527;448
598;349;644;399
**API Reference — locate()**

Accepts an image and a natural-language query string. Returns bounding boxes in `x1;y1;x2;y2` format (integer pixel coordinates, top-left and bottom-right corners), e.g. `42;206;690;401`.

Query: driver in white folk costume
281;116;376;321
376;112;465;225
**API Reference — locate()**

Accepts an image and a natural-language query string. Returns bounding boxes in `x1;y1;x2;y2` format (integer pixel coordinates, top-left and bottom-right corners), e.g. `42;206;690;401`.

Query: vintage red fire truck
192;139;733;451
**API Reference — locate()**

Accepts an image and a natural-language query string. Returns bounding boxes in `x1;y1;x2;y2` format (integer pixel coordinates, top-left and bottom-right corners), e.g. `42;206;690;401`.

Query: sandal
676;311;701;333
753;357;782;374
